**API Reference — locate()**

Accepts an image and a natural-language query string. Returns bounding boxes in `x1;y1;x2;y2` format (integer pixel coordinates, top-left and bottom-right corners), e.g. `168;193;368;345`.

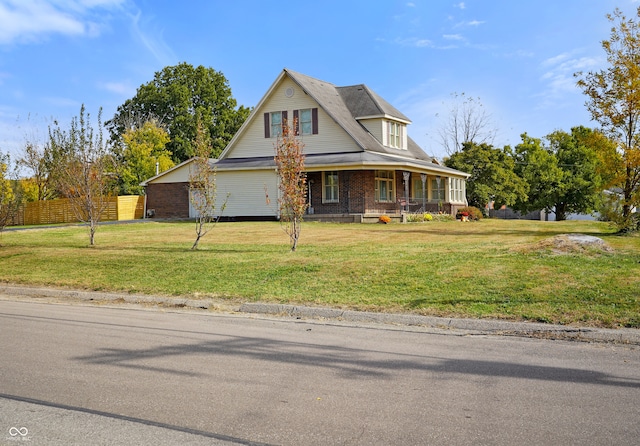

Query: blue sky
1;0;639;161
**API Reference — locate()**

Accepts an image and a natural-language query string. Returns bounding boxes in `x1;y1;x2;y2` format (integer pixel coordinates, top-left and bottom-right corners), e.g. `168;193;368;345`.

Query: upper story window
294;108;319;136
299;109;313;135
270;111;283;138
265;108;318;138
264;111;287;138
387;121;405;149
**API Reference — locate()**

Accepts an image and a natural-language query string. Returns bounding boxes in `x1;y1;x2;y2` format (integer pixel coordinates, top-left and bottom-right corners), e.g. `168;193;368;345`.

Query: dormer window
387;121;405;149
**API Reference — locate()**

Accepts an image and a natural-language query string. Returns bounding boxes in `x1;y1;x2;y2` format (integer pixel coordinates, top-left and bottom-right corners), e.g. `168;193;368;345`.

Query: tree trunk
555;203;567;221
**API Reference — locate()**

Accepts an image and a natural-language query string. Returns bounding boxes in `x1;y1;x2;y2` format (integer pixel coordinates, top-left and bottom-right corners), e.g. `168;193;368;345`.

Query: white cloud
443;34;464;41
454;19;486;28
128;9;176;65
98;80;135;96
454;2;466;9
535;52;603;110
0;0;125;45
394;37;434;48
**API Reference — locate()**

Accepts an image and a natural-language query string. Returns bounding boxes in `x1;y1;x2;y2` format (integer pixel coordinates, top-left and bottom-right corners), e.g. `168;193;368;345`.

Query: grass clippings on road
0;219;638;328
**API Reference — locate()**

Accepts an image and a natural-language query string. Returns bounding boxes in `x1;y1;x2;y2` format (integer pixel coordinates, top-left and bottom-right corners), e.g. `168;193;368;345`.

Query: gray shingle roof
214;152;467;177
284;69;434;163
336;84;411;122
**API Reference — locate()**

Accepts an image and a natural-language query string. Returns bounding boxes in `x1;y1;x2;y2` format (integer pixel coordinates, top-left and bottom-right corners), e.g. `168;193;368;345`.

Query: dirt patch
516;234;614;255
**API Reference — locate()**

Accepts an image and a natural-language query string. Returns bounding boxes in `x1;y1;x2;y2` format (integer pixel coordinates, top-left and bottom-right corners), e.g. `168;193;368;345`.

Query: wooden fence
10;196;144;226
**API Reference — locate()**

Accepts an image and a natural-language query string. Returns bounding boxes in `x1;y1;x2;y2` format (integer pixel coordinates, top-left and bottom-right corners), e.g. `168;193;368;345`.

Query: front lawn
1;219;638;328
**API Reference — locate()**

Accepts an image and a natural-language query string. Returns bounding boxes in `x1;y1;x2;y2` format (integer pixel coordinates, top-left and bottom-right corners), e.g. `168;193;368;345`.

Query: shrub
405;213;423;222
456;206;483;221
424;213;433;221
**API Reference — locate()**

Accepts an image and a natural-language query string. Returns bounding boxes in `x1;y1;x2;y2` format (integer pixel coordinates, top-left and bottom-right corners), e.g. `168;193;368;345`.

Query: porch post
403;171;410;212
420;173;426;212
436;175;442;212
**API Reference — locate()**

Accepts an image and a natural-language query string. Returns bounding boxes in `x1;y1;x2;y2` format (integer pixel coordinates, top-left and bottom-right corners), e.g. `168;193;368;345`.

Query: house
141;69;470;222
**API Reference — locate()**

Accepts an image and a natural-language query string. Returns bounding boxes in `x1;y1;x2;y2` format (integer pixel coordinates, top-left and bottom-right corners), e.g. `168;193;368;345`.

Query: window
300;109;312;135
375;170;395;202
264;111;287;138
449;178;465;203
431;178;445;201
270;111;283;138
412;177;426;200
293;108;318;136
323;171;339;203
387;121;404;149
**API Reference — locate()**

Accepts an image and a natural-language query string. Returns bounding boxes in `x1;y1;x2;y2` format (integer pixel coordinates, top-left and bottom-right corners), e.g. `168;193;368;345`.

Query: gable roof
220;68;435;164
285;69;433;162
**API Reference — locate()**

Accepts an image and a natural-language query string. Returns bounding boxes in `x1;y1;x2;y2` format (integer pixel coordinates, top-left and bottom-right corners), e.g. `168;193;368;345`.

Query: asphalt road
1;301;639;445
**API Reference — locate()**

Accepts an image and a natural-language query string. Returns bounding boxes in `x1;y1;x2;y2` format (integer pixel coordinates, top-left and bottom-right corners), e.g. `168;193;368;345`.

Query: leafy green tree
576;7;640;231
107;63;250;163
49;105;115;246
512;134;565;217
545;127;603;220
119;121;173;195
444;142;527;211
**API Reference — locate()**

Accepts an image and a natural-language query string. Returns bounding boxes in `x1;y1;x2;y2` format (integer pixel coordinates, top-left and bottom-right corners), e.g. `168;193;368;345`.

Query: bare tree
49;105;115;246
438;92;498;156
0;152;23;241
189;118;228;250
18;138;59;201
274;118;308;252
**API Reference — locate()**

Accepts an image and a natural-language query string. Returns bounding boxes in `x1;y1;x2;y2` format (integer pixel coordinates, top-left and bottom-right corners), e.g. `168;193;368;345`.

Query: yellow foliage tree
120;120;173;195
576;7;640;231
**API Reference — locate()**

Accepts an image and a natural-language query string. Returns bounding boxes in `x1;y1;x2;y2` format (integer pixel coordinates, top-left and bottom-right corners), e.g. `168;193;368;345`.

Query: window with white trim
375;170;395;202
323;171;339;203
431;178;445;201
449;177;465;203
387;121;405;149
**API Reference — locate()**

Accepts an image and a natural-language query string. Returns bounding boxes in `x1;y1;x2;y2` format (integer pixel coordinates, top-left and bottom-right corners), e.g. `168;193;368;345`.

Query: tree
545;127;603;220
445;142;527;211
49;105;115;246
437;92;498;156
0;152;23;240
512;134;565;217
576;7;640;231
274;118;308;252
119;120;173;195
189;117;227;250
18;138;59;201
107;63;251;163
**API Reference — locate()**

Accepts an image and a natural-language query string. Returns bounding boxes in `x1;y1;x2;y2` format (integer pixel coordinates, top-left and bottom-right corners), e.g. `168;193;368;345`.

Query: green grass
1;219;639;328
